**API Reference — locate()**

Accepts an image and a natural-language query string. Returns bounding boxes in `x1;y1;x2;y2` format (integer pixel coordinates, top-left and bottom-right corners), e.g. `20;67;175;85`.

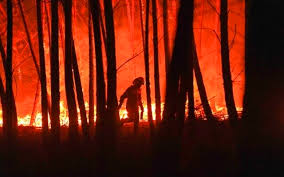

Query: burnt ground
0;120;283;177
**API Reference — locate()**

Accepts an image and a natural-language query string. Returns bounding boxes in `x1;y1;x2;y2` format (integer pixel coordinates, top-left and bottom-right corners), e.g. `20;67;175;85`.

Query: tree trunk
88;4;95;134
30;80;40;126
6;0;18;140
144;0;154;128
192;40;214;120
163;0;170;74
90;0;106;123
104;0;119;123
220;0;238;120
36;0;49;137
18;0;40;77
152;0;161;124
187;38;195;120
242;0;248;119
0;39;8;136
50;0;60;143
157;2;194;176
64;0;79;140
187;78;195;119
163;0;194;122
71;40;89;140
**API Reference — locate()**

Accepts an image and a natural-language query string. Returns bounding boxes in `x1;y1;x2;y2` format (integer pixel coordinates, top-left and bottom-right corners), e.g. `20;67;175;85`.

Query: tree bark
163;0;170;74
63;0;79;140
50;0;60;143
152;0;162;124
220;0;238;120
192;40;214;120
88;4;95;133
144;0;154;128
90;0;106;123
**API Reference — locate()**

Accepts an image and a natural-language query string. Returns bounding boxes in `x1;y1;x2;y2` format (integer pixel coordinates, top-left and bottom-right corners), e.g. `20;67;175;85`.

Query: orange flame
0;101;242;128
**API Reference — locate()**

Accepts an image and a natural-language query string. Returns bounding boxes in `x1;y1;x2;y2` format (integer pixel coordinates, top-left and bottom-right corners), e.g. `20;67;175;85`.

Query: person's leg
133;111;139;134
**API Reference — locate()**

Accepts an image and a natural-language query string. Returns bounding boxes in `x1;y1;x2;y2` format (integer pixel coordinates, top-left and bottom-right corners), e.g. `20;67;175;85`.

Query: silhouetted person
118;77;144;132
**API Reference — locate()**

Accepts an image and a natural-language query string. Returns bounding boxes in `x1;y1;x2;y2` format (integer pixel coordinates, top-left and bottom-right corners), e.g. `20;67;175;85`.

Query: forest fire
0;0;263;176
0;102;242;127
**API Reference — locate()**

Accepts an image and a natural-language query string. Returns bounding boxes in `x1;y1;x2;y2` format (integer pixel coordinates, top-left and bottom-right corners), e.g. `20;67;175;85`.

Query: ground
0;120;281;177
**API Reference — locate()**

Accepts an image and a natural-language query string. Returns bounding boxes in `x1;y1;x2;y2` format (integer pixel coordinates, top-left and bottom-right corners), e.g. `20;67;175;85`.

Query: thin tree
0;38;8;137
90;0;106;123
6;0;18;140
242;0;248;119
18;0;42;125
144;0;154;127
50;0;60;142
71;40;89;140
63;0;79;140
192;39;214;120
36;0;49;138
104;0;119;122
152;0;161;123
220;0;238;119
88;4;95;133
18;0;40;76
163;0;170;73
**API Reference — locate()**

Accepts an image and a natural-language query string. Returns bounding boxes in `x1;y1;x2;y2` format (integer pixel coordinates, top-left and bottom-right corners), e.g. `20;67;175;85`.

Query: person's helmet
133;77;144;86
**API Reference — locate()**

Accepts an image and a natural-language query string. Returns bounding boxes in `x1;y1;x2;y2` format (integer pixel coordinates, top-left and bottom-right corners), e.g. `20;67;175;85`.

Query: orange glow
0;0;244;127
0;101;243;127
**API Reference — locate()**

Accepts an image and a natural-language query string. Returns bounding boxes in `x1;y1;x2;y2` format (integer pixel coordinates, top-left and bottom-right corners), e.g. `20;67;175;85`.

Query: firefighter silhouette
118;77;144;131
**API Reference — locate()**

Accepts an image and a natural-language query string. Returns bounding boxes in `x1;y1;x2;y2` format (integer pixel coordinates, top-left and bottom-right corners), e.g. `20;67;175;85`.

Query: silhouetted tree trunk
36;0;49;137
193;40;214;120
187;68;195;119
90;0;106;123
104;0;119;122
50;0;60;143
88;5;95;134
163;0;194;122
220;0;238;120
6;0;18;140
0;39;8;136
71;40;89;141
44;1;51;47
157;1;194;176
242;0;248;119
18;0;40;77
152;0;161;124
30;81;40;126
64;0;79;140
144;0;154;128
163;0;170;73
43;1;52;116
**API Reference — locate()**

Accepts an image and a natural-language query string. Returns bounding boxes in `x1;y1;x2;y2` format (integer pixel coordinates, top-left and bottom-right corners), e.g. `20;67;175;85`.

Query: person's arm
118;88;129;109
